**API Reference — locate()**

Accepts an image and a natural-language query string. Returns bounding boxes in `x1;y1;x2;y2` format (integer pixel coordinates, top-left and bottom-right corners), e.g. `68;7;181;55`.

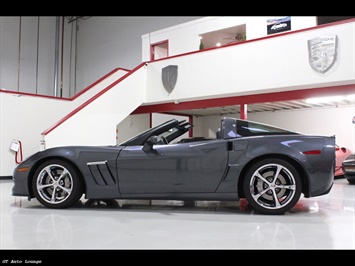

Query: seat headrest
216;128;221;139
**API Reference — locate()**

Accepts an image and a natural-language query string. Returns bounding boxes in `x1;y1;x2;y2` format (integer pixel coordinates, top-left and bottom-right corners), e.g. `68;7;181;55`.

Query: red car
335;145;351;177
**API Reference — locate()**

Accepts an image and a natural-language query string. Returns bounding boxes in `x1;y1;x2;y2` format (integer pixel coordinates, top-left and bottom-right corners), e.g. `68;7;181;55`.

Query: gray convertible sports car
12;117;336;215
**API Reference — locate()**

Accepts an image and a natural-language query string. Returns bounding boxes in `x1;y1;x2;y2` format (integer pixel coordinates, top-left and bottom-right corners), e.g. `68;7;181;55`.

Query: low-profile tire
347;177;355;185
32;159;84;209
243;158;302;215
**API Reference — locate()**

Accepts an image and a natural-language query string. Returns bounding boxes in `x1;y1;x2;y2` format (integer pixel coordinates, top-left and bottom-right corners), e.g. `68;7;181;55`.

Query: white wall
0;16;202;97
144;21;354;104
0;17;75;96
116;114;150;144
0;69;128;176
142;16;317;61
0;94;69;176
43;67;146;148
0;16;318;96
75;16;202;91
152;113;190;142
198;104;355;154
116;113;191;145
248;106;355;151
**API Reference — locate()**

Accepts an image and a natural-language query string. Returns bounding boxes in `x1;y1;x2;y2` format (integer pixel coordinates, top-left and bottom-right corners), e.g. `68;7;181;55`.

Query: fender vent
87;161;116;186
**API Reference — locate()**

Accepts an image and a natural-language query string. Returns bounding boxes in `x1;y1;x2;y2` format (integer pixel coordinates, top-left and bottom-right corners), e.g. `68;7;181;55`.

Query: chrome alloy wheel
243;158;302;215
35;164;74;205
249;163;296;210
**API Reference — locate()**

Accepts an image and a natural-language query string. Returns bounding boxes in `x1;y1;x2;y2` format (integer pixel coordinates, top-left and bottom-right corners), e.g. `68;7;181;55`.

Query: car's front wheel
243;158;302;215
32;159;84;209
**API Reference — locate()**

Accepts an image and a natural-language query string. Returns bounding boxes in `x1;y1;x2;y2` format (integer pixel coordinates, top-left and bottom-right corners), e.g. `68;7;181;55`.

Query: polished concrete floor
0;178;354;250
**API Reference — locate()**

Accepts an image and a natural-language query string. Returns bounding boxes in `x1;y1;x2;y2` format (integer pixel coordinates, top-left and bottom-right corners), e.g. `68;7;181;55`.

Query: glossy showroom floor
0;178;354;250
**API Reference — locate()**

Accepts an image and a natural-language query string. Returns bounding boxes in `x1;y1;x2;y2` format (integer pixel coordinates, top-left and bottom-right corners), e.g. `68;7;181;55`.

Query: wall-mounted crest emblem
162;65;178;94
308;36;337;74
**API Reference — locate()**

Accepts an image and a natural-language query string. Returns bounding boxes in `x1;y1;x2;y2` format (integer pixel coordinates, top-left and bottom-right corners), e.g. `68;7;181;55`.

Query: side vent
87;161;116;186
227;142;234;151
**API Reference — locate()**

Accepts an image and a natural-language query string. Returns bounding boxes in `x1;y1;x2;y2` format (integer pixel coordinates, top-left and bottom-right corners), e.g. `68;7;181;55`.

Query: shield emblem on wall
308;36;337;74
162;65;178;94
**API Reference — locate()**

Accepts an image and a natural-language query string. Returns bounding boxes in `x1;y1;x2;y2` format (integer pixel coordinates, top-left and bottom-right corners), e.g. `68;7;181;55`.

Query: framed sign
267;16;291;35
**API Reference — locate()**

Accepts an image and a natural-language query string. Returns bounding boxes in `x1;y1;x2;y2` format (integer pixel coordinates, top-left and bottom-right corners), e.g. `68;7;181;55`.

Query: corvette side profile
12;117;336;215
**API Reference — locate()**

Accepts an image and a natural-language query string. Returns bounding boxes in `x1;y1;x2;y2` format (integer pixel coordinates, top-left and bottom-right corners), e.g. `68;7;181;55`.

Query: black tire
243;158;302;215
32;159;84;209
347;177;355;185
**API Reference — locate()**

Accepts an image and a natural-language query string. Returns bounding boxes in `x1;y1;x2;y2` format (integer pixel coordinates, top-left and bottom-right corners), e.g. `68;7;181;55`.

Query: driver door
117;140;229;194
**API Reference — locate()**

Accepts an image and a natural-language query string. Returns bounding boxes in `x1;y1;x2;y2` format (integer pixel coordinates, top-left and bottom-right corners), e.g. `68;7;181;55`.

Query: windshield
118;119;192;146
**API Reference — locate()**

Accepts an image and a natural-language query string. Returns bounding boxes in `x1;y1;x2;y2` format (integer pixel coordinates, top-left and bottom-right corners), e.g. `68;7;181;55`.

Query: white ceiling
169;97;355;117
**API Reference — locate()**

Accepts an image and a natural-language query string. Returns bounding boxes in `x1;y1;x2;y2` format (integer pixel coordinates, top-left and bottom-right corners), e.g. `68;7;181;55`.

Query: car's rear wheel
32;159;83;209
347;177;355;184
243;158;302;215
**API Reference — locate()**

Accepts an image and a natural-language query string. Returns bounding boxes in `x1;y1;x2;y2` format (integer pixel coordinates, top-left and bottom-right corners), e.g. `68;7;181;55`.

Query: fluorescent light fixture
305;94;354;104
345;94;355;101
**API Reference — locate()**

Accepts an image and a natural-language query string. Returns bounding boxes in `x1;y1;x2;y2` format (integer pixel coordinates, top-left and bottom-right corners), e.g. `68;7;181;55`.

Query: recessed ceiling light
305;95;353;104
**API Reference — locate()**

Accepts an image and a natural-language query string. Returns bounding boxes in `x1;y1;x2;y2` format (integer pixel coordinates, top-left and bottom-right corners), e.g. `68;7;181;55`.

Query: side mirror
143;136;158;152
